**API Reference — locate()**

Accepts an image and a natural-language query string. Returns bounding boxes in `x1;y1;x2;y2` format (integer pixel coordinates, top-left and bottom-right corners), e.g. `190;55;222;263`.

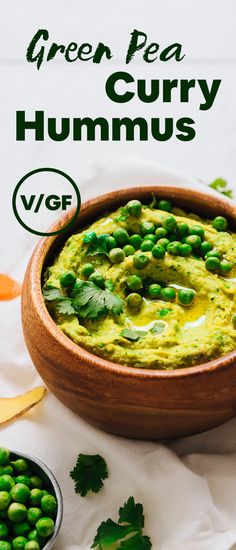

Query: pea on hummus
43;196;236;370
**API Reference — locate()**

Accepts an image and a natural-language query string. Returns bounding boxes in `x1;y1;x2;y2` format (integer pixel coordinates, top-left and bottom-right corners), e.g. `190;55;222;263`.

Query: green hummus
43;199;236;370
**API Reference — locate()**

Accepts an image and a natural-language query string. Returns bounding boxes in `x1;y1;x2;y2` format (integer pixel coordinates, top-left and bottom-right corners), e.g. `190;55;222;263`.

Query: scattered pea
177;222;189;237
205;257;221;273
11;461;28;475
8;503;27;523
157;199;172;212
148;284;162;299
212;216;228;231
113;228;129;246
12;536;28;550
152;245;166;259
106;236;117;251
127;199;142;217
143;234;157;243
162;216;177;232
157;238;170;249
126;275;143;291
179;243;192;256
10;484;30;504
29;478;42;491
29;490;43;508
205;249;221;259
126;293;143;309
141;240;154;252
129;234;142;249
81;263;95;278
167;241;180;256
0;450;10;467
0;492;11;511
161;287;176;301
133;253;150;270
155;227;168;239
178;289;195;306
0;466;13;476
27;508;42;525
123;244;135;256
83;230;97;243
185;235;202;250
41;495;57;515
220;259;233;274
0;541;11;550
60;271;76;288
14;477;31;489
109;248;125;264
25;542;40;550
89;273;105;288
140;221;155;236
189;225;205;239
200;241;213;255
0;476;15;492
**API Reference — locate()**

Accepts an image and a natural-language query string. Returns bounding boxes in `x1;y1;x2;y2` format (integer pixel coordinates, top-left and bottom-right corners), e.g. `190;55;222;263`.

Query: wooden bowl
21;186;236;440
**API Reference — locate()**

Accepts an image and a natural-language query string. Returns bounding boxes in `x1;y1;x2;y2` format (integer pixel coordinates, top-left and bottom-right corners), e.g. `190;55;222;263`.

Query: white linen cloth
1;156;236;550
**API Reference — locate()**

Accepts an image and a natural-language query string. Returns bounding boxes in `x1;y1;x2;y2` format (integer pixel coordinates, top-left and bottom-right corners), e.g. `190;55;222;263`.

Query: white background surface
1;2;236;549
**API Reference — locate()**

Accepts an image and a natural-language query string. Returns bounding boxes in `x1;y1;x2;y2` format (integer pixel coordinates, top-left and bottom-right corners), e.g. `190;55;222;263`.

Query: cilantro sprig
70;454;108;497
120;322;166;341
43;280;124;320
91;496;152;549
209;178;233;199
83;233;110;257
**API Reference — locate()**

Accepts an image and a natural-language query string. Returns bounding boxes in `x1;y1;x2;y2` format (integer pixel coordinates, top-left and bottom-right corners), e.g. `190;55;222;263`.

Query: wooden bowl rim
27;185;236;380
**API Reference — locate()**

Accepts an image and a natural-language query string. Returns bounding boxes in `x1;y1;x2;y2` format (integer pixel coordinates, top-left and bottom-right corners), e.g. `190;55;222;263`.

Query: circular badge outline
12;167;81;236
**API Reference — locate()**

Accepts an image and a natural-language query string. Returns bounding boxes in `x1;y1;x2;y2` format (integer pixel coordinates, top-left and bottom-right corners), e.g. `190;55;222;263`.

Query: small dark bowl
11;450;63;549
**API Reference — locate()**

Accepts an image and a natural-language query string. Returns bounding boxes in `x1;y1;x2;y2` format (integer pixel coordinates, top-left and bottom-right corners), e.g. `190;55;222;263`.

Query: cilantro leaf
91;496;152;549
72;281;124;319
43;287;62;301
85;234;110;257
91;519;133;548
150;322;166;334
57;299;76;315
120;534;152;549
119;496;144;530
159;308;171;317
43;286;76;315
115;206;130;222
105;278;116;291
70;454;108;497
120;329;147;341
209;178;233;199
149;193;158;209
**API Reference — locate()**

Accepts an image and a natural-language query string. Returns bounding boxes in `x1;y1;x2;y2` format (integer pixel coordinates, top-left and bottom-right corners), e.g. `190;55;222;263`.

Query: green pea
12;460;29;474
157;199;172;212
113;228;129;246
126;293;143;309
179;244;192;256
161;287;176;301
25;542;40;550
29;490;43;508
167;241;180;256
60;271;76;288
89;273;105;288
14;522;31;536
143;234;157;243
41;491;49;497
127;199;142;217
106;236;117;251
14;477;31;489
0;450;10;467
189;225;205;239
140;221;155;236
0;542;11;550
220;259;233;274
155;227;168;239
185;235;202;250
157;238;170;249
27;508;42;525
11;484;30;504
0;521;8;539
232;314;236;328
152;245;166;259
178;289;195;306
205;249;221;259
30;478;42;490
81;263;94;278
8;503;27;522
200;241;213;255
41;495;57;516
0;466;13;476
36;517;55;538
0;476;15;492
133;253;150;270
109;248;125;264
140;240;154;252
205;257;221;273
27;529;41;543
0;492;11;511
148;284;161;299
212;216;228;231
162;216;177;233
177;222;189;237
123;244;135;256
12;537;28;550
126;275;143;291
129;234;142;250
